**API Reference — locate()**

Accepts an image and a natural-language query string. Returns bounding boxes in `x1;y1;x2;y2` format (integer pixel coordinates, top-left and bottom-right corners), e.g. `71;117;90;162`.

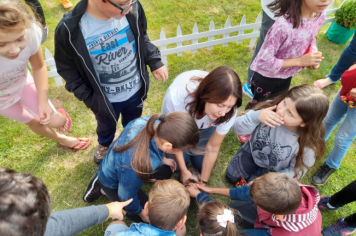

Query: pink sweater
250;12;326;79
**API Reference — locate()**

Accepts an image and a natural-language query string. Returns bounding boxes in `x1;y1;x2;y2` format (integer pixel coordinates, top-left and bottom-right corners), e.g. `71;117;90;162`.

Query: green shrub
335;0;356;30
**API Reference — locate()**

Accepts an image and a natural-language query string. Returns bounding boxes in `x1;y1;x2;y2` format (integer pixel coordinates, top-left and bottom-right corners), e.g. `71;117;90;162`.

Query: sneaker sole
243;88;253;99
83;175;99;202
312;176;331;186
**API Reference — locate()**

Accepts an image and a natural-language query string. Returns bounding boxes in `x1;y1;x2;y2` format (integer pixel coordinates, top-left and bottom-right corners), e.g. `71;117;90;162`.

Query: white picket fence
151;0;345;65
45;0;344;87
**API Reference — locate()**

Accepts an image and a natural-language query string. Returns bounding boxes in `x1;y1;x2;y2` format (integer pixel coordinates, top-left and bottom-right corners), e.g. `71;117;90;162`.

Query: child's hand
162;156;177;172
307;64;320;70
106;199;133;220
38;101;53;125
197;184;214;194
259;105;284;128
298;51;324;67
350;88;356;101
186;183;201;198
181;169;194;184
152;65;168;82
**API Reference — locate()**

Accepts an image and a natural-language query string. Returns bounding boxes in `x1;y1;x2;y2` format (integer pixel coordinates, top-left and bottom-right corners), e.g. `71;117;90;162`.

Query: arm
201;130;226;182
44;205;109;236
197;184;253;203
54;23;94;109
175;151;194;183
29;47;52;124
232;110;261;135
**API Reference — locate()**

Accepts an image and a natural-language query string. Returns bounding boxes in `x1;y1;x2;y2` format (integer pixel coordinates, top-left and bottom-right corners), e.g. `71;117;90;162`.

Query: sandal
59;138;90;150
54;99;72;133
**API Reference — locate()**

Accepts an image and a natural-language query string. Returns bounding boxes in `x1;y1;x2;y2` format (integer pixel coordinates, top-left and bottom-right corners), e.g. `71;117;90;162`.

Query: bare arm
201;130;226;182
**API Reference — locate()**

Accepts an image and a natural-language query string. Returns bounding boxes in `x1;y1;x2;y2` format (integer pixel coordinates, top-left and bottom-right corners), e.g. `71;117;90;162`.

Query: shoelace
332;219;347;232
317;165;330;177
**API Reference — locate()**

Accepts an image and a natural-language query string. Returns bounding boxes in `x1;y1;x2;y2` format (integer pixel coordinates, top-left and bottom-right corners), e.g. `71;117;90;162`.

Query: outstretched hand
152;65;168;82
186;183;201;198
106;199;133;220
259;105;284;128
197;184;214;194
162;156;177;172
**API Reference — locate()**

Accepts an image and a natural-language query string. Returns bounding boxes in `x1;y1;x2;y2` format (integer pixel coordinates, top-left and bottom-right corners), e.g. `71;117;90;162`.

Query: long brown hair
198;201;243;236
267;0;322;28
247;84;329;178
186;66;243;125
114;112;199;181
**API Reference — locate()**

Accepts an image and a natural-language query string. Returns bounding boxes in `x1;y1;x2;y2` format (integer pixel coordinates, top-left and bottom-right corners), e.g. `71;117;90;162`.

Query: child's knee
25;118;41;127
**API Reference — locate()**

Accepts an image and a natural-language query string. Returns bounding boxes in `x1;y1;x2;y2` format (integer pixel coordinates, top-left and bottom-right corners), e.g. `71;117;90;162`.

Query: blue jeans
324;89;356;169
96;90;143;147
241;229;271;236
167;126;215;172
328;31;356;82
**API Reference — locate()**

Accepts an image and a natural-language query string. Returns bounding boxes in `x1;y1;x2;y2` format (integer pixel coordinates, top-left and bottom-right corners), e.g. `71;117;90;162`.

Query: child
247;0;331;108
0;168;131;236
161;66;243;183
188;172;322;236
83;112;199;223
0;0;89;150
312;64;356;186
105;179;189;236
226;84;329;184
54;0;168;164
318;180;356;236
198;201;242;236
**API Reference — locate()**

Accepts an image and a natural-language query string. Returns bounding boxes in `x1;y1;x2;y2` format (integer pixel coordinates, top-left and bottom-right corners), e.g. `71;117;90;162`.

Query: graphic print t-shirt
80;13;141;103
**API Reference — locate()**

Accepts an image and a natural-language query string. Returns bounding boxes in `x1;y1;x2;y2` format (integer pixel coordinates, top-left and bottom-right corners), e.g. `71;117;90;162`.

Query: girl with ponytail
82;112;199;223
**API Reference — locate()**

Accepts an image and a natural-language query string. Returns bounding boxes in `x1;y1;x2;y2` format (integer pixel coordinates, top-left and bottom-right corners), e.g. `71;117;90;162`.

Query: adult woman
162;66;243;182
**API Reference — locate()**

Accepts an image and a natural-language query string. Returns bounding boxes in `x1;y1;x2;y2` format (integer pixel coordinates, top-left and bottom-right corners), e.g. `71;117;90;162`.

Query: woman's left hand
162;156;177;172
38;100;53;124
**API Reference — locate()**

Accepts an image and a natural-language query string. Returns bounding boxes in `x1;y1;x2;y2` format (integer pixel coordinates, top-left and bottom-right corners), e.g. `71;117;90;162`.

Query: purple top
250;11;326;79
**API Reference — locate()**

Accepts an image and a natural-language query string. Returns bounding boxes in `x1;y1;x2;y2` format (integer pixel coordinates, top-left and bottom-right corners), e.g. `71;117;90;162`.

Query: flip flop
54;100;72;133
59;138;90;150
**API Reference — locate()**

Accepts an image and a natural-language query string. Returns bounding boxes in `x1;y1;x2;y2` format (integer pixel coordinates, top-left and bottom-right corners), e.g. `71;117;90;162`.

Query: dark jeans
246;72;292;109
25;0;46;26
96;90;143;147
226;142;271;184
99;165;172;222
166;127;215;172
247;10;275;86
329;180;356;228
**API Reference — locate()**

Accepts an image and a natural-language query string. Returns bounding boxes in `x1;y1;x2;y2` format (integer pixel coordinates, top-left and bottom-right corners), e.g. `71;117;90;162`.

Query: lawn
0;0;355;235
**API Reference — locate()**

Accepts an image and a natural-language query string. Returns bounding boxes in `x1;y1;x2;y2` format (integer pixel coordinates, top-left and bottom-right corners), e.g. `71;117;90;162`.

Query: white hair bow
217;209;235;228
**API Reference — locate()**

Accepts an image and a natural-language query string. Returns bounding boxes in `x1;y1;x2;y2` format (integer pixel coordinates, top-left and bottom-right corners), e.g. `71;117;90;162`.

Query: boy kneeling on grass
187;172;322;236
105;179;189;236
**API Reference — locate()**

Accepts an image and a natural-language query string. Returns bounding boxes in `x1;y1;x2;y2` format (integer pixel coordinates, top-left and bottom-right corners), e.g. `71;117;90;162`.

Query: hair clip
158;114;166;122
217;209;235;228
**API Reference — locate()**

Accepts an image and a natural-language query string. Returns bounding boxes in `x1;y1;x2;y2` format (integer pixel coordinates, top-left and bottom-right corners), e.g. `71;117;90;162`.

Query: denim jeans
328;31;356;82
167;126;215;172
324;89;356;169
241;229;271;236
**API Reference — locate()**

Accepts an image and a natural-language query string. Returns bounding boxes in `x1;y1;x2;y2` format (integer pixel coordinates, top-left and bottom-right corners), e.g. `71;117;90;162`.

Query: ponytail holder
217;209;235;228
159;114;166;122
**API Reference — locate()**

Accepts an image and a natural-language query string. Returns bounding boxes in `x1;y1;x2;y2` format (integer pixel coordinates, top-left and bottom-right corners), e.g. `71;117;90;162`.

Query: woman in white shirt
162;66;243;182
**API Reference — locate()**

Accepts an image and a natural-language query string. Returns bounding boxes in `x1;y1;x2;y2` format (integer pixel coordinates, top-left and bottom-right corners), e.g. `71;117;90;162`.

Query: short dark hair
0;168;51;236
250;172;302;215
186;66;243;126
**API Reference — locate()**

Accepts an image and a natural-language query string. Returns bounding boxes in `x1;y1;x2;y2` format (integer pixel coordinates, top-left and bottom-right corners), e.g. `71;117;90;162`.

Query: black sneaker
83;173;102;202
312;163;335;186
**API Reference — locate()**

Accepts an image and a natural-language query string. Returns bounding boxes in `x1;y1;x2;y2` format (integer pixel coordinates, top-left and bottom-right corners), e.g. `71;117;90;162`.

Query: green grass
1;0;355;235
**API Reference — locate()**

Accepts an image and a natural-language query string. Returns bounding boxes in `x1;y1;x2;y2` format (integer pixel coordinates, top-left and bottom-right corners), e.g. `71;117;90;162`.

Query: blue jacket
117;223;175;236
98;116;164;214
